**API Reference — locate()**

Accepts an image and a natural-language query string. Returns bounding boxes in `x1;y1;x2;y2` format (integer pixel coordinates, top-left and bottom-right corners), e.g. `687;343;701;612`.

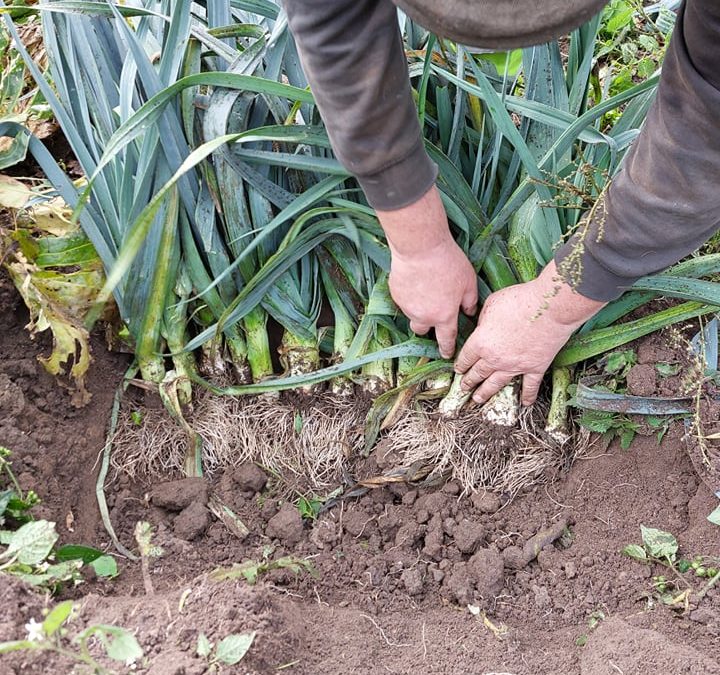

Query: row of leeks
4;0;720;489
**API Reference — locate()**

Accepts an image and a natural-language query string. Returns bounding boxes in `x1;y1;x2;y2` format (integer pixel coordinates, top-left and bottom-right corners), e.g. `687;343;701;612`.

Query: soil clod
467;547;505;599
173;501;211;541
503;516;570;570
626;363;657;397
232;462;268;494
453;518;486;554
151;477;209;511
265;502;304;546
471;490;502;514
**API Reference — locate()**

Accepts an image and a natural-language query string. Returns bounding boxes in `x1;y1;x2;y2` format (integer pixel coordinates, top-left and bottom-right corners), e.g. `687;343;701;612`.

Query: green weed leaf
98;626;143;663
215;632;255;665
655;363;680;377
274;556;319;579
622;544;647;561
210;560;262;584
604;350;635;375
619;427;635;450
0;489;13;519
12;560;82;588
640;525;678;561
42;601;74;636
1;520;58;565
56;544;105;564
707;505;720;526
296;496;322;521
197;633;212;658
90;555;118;578
578;411;616;433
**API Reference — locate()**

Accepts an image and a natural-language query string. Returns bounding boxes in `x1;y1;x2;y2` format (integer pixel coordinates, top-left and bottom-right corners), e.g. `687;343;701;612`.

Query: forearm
555;0;720;301
283;0;437;210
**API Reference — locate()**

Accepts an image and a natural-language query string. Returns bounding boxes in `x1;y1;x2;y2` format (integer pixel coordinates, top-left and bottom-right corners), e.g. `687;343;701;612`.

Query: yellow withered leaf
0;174;32;209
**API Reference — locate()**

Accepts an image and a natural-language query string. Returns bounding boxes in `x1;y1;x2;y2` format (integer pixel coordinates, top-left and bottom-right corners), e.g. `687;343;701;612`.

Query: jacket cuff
554;233;641;303
356;140;438;211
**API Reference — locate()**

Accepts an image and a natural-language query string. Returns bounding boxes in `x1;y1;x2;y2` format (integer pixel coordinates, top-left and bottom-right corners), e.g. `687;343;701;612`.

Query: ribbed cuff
554;233;641;303
356;140;438;211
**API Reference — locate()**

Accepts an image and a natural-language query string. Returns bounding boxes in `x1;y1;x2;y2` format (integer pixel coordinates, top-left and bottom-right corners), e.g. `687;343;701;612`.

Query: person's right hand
377;185;478;359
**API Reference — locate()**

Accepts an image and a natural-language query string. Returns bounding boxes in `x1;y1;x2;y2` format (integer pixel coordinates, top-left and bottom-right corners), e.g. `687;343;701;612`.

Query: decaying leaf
1;195;111;406
0;175;32;209
6;251;93;406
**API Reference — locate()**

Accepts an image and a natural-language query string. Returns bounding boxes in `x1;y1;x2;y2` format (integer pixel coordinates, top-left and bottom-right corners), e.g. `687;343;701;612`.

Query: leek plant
5;0;720;492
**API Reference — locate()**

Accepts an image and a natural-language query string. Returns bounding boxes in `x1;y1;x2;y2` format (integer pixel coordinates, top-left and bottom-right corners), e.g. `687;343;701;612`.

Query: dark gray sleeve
282;0;437;210
555;0;720;301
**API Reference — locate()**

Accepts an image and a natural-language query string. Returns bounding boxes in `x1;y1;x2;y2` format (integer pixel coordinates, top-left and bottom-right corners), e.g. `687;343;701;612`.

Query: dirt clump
453;517;486;554
151;477;209;511
626;363;657;396
265;502;304;546
467;547;505;599
173;501;211;541
503;516;571;570
471;490;502;513
233;462;268;494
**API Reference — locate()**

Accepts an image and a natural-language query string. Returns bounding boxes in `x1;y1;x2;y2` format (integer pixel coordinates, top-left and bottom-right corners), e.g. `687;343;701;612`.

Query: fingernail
460;382;470;392
473;393;485;404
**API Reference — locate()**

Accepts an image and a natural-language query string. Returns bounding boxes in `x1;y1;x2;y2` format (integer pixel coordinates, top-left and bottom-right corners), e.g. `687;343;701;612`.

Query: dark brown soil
2;271;720;675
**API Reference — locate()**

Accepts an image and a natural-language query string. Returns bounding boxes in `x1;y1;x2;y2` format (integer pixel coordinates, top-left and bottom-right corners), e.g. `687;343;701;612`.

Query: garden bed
2;272;719;674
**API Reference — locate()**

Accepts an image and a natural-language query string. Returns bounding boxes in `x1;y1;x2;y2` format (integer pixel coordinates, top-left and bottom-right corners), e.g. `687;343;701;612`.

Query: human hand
377;186;478;359
454;260;606;406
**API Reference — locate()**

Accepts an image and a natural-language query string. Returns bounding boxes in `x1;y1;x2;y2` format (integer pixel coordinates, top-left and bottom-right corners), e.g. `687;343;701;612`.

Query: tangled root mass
111;393;575;495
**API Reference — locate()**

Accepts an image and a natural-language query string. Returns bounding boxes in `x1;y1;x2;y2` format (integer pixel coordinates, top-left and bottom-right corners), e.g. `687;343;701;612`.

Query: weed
0;600;143;673
655;362;681;378
578;409;639;450
623;525;720;609
295;486;343;522
134;521;163;596
707;505;720;527
196;631;256;670
575;609;606;647
296;494;323;522
575;347;683;447
0;446;117;589
602;349;637;378
593;0;672;106
210;545;318;585
645;415;675;444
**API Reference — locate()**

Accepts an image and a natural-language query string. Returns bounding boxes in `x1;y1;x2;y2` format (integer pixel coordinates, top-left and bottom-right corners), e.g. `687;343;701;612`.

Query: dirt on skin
2;271;720;675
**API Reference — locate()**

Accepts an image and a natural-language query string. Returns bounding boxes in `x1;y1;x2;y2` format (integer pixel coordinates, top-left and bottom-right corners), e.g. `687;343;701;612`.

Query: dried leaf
0;175;31;209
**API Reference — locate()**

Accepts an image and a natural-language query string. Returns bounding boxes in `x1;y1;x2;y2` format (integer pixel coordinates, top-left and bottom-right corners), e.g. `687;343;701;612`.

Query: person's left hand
454;260;606;406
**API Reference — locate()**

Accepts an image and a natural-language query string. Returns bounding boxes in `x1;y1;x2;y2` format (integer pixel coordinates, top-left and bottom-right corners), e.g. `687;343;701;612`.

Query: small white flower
24;618;44;642
125;657;137;670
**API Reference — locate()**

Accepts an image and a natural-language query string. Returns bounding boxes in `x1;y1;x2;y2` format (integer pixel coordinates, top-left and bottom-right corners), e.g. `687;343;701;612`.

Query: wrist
533;260;606;328
377;184;452;257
